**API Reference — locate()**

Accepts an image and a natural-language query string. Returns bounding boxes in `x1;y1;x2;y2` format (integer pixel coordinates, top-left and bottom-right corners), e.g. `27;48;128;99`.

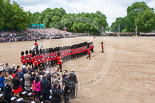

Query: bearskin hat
21;51;24;56
25;50;28;54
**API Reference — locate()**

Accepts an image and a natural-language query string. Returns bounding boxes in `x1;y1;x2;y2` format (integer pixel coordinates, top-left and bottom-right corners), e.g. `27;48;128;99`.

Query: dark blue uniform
4;84;12;103
41;78;51;101
51;86;63;103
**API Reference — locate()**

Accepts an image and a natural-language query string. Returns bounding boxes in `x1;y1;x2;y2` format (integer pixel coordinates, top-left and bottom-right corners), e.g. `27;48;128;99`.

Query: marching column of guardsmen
20;42;94;71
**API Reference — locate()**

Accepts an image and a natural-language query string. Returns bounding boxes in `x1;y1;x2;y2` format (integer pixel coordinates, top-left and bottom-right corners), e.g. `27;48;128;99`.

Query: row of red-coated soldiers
20;42;94;72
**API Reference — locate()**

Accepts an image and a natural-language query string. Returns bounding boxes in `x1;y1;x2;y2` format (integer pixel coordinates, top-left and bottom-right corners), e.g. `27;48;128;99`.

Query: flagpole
102;27;104;36
136;25;137;37
119;24;120;37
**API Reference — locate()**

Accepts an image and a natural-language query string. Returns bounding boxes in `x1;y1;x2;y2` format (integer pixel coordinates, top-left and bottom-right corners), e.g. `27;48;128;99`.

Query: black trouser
58;64;62;72
34;91;41;100
34;65;38;71
41;62;47;69
51;60;54;67
87;54;90;59
64;95;70;103
38;63;42;70
70;87;76;98
55;59;57;65
4;96;11;103
48;61;51;68
71;55;73;59
26;62;32;67
44;62;47;68
42;93;50;101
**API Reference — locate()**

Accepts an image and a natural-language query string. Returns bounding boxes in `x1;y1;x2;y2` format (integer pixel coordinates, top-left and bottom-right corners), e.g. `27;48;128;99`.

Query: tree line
0;0;154;34
111;2;155;33
32;8;108;35
0;0;32;31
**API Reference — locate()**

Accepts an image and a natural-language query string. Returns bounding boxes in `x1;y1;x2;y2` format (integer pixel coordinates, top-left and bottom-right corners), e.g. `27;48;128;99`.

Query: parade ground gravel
0;37;155;103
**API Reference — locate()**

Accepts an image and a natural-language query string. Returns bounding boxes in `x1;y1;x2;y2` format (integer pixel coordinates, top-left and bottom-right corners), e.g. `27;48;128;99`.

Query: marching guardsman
90;42;94;52
45;50;51;68
29;50;33;68
101;42;104;53
43;49;48;68
20;51;26;65
50;48;55;67
40;49;47;69
57;52;62;72
75;46;78;59
53;51;58;66
32;53;38;71
79;47;82;57
87;45;91;59
49;52;54;67
68;46;71;61
64;48;68;62
36;53;42;70
71;47;73;60
25;50;32;66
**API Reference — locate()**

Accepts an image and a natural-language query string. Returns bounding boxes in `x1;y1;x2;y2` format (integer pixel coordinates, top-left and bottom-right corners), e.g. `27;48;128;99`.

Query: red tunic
53;52;57;60
32;57;38;66
57;57;62;64
50;53;54;61
46;54;51;62
68;50;71;55
36;55;41;64
20;56;26;64
29;54;32;62
71;49;73;55
40;55;46;63
44;54;48;62
101;44;103;49
87;48;90;54
26;55;31;63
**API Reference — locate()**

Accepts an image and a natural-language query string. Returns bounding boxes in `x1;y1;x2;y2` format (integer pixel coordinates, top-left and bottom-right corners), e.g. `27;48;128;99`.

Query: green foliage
111;17;125;32
32;10;108;35
111;1;155;32
135;9;155;32
0;0;5;28
0;0;32;31
122;29;127;33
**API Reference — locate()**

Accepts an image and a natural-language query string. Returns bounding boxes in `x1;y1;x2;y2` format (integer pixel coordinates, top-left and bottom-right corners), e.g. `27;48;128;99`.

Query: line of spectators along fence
77;32;155;36
0;28;78;43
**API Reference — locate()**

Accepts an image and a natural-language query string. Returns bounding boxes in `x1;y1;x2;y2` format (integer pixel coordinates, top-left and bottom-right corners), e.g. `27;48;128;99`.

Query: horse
31;44;44;52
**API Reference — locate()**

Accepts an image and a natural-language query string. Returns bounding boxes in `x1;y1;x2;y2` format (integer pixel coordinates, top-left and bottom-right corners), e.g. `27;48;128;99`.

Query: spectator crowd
0;28;75;43
0;62;78;103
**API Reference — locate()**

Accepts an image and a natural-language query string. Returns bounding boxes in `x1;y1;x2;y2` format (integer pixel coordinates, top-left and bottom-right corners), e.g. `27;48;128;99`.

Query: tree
135;9;155;32
111;17;125;32
0;0;32;31
0;0;5;28
111;1;155;32
125;2;152;32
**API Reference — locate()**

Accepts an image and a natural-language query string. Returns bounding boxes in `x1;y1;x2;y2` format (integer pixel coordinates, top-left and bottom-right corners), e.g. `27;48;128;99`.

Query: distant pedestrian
101;42;104;53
